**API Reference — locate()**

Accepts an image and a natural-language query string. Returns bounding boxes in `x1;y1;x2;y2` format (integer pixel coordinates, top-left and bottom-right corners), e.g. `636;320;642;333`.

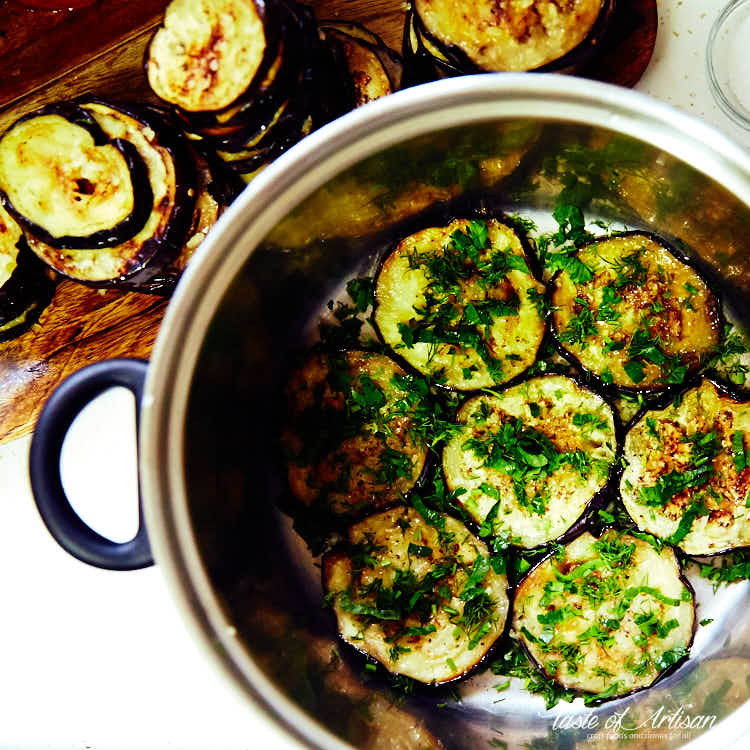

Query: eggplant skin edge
321;506;510;686
21;98;197;293
282;350;431;517
620;376;750;557
442;373;622;550
512;528;696;704
549;229;724;394
372;211;547;393
0;105;154;251
0;236;56;343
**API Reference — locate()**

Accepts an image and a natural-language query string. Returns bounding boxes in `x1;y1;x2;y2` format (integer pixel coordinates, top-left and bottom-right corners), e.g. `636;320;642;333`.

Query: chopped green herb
559;297;597;348
732;431;747;472
489;638;576;710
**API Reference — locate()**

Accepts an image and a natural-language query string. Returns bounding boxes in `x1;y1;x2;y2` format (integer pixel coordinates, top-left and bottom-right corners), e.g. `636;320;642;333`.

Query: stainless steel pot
29;75;750;750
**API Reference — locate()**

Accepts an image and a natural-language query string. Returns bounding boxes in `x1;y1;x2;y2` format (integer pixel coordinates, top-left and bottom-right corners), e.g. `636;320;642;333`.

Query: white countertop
2;3;749;749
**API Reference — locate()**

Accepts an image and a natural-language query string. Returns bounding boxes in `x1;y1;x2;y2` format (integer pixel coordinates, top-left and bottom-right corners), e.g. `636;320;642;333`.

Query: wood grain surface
0;0;657;444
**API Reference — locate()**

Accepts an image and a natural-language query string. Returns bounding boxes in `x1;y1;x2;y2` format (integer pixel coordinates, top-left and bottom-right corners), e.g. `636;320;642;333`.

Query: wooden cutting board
0;0;657;445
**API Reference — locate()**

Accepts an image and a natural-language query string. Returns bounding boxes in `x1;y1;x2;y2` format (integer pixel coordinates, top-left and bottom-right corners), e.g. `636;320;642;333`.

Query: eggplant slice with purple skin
550;231;722;391
401;10;463;86
159;0;347;195
323;506;509;685
145;0;279;114
621;378;750;556
0;105;153;250
21;100;196;292
442;374;618;549
0;204;55;342
374;217;546;391
321;21;404;97
282;350;430;518
411;0;613;75
322;28;393;107
513;528;695;702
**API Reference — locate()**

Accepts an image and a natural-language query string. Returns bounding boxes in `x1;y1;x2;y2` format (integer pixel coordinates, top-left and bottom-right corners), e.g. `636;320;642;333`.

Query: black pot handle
29;358;154;570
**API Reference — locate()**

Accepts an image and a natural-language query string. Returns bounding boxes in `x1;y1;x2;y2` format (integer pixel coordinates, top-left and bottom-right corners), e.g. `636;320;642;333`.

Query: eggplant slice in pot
323;506;509;684
513;529;695;701
0;105;152;250
621;378;750;556
374;217;546;391
550;231;721;391
0;203;55;341
282;351;430;518
20;100;196;291
443;374;618;549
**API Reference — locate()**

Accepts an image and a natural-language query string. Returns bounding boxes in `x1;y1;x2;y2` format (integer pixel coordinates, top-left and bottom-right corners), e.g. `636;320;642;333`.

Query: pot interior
183;114;750;750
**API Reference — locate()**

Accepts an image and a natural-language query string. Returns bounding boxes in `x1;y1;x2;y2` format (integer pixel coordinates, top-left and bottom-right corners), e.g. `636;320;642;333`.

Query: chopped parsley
624;320;689;386
399;219;535;380
489;639;576;710
698;550;750;585
464;416;593;511
638;429;720;507
558;296;597;348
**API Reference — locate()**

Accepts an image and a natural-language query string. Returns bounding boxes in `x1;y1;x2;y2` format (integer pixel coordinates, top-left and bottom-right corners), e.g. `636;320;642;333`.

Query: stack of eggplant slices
284;214;750;705
0;0;403;340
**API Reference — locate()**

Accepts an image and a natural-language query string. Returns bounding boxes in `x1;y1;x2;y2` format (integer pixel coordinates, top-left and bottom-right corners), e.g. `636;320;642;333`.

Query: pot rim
138;73;750;750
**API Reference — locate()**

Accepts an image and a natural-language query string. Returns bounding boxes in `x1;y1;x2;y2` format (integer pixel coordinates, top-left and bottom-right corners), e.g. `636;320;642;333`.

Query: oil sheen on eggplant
283;351;429;517
146;0;270;112
374;217;546;390
513;529;694;699
0;111;150;249
443;375;617;548
551;232;721;390
24;101;194;288
413;0;605;72
621;378;750;556
323;506;509;684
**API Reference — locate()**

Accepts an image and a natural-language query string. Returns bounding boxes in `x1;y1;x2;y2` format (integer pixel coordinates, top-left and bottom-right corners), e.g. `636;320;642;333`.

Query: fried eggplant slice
514;529;695;699
322;21;403;93
443;375;617;548
0;204;55;341
323;506;509;684
374;217;545;390
324;29;392;106
146;0;272;112
551;232;721;390
24;101;195;290
0;108;152;249
413;0;608;72
621;378;750;556
283;351;429;517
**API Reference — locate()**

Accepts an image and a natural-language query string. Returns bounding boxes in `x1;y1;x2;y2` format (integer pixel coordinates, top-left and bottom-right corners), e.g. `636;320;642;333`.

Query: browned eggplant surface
551;232;721;390
374;217;546;390
514;529;694;700
323;506;509;684
283;350;430;517
443;375;618;548
622;378;750;556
